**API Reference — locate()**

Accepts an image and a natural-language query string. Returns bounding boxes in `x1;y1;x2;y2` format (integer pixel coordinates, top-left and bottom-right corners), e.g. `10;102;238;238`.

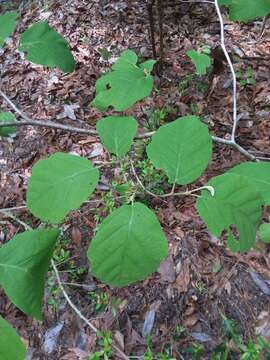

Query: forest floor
0;0;270;359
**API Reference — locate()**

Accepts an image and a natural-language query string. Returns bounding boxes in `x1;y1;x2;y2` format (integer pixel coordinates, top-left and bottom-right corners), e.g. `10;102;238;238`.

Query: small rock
190;332;212;342
42;321;64;354
249;270;270;296
142;309;156;338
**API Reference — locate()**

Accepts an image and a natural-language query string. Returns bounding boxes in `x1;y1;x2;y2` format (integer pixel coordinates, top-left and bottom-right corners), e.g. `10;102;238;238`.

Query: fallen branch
0;91;262;160
0;118;97;136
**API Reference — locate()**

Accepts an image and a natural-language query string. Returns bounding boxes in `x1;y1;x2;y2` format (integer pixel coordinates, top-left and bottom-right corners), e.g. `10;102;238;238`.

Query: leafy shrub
0;4;270;358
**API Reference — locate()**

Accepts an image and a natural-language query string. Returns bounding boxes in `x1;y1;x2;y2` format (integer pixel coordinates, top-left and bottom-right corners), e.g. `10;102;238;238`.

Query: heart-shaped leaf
88;202;168;287
186;50;212;75
96;116;138;157
218;0;270;21
0;11;18;47
0;316;26;360
19;21;75;72
197;173;263;252
229;162;270;205
0;229;59;319
92;50;156;111
27;152;99;224
146;116;212;185
0;112;16;137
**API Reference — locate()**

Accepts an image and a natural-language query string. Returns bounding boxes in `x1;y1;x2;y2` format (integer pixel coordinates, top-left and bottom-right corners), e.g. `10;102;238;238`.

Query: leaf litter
0;0;270;358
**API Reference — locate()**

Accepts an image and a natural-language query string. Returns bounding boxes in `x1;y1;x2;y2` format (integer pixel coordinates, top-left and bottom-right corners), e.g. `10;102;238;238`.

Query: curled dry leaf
174;260;190;293
71;226;82;246
158;255;176;283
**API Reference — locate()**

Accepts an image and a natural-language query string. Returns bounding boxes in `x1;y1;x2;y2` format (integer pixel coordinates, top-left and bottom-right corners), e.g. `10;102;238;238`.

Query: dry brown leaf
183;313;199;327
114;330;125;351
158;255;176;283
224;281;231;295
174;260;190;293
255;311;270;340
174;226;185;238
60;348;89;360
71;226;82;246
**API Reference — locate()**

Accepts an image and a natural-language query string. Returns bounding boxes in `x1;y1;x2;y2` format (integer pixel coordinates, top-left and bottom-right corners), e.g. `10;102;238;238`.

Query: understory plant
1;1;270;358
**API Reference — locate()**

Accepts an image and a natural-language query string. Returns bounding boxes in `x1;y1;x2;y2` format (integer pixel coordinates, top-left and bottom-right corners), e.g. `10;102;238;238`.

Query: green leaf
96;116;138;157
0;112;16;137
196;173;263;252
218;0;270;21
229;162;270;205
259;223;270;243
27;152;99;224
218;0;233;5
0;11;18;47
92;50;156;111
186;50;212;75
0;316;26;360
0;229;58;319
19;21;75;72
88;202;168;287
146;116;212;185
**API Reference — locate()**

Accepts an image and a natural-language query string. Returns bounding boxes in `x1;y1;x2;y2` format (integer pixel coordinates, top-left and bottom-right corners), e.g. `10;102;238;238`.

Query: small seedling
212;314;270;359
136;159;167;195
190;103;200;115
47;278;62;311
110;296;123;316
178;74;194;96
173;324;186;339
187;48;212;75
98;47;111;61
212;261;222;273
88;290;110;313
183;342;205;360
88;331;113;360
145;108;168;131
236;66;256;87
195;280;206;294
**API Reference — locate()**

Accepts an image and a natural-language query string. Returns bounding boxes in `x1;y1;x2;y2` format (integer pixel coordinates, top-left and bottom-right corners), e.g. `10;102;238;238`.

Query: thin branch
0;207;129;360
0;118;97;136
51;263;129;360
233;141;257;161
212;136;256;160
0;210;32;230
0;118;257;160
259;15;268;39
130;160;162;199
0;90;27;120
0;90;97;135
130;161;213;199
0;85;266;162
51;259;98;333
0;205;26;212
214;0;238;142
